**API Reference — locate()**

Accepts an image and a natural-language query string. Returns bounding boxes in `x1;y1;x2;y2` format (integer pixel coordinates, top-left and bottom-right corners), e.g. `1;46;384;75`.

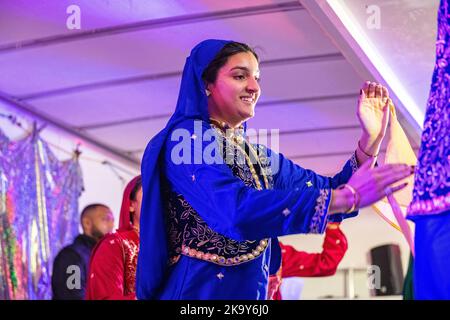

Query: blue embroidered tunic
155;119;358;299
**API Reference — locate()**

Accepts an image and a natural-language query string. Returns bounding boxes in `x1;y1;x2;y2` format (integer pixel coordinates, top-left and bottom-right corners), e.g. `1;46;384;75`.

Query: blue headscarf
136;39;231;299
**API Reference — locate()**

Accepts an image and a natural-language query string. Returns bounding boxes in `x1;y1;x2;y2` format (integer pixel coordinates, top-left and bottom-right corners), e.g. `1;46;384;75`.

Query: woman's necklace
210;119;269;190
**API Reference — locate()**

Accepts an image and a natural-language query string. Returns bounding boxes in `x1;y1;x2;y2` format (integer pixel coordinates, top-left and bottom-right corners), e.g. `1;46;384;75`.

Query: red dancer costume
268;223;348;300
86;176;141;300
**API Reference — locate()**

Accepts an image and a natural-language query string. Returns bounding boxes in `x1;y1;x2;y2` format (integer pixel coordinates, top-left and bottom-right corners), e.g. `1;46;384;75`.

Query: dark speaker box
369;244;404;296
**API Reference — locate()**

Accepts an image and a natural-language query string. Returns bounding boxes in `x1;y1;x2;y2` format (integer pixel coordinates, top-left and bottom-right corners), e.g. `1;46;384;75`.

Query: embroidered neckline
210;121;270;190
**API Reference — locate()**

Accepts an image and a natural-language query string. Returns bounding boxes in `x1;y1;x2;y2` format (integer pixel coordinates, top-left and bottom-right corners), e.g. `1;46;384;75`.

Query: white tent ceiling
0;0;437;174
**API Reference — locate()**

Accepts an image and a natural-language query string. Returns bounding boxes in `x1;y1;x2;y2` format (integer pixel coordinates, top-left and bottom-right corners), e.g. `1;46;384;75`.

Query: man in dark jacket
51;204;114;300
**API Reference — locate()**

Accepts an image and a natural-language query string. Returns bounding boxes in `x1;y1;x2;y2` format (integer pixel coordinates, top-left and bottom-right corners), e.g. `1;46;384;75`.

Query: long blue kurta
156;119;358;300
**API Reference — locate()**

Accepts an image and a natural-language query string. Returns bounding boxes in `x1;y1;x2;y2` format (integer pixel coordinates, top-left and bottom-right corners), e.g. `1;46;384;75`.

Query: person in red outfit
86;176;142;300
268;222;348;300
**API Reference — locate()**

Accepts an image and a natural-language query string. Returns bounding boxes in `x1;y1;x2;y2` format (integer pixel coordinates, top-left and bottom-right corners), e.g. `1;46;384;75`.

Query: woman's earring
205;89;211;97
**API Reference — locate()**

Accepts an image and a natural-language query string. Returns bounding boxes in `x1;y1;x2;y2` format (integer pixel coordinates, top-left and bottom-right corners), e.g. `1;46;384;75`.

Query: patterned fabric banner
0;128;84;299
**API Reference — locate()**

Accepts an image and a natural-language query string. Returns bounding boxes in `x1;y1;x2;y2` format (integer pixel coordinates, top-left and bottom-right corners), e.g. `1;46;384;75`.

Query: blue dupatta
136;39;231;299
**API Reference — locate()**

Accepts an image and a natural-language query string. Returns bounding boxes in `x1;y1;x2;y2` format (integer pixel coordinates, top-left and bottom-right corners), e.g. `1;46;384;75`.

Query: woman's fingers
360;81;389;100
362;163;412;190
357;88;366;107
360;81;389;102
368;82;376;98
373;163;413;174
389;182;409;194
370;164;405;178
380;182;409;200
354;163;413;208
376;84;383;99
389;99;397;119
359;87;366;100
356;161;406;180
379;167;413;188
362;81;370;95
380;98;391;132
382;86;389;101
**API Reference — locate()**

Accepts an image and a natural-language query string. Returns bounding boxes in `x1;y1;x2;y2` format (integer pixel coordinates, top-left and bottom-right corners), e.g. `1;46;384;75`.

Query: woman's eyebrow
230;66;260;74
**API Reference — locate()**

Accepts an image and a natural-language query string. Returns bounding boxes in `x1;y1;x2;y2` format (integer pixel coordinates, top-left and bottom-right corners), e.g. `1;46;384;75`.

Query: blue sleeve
163;120;332;242
269;146;359;223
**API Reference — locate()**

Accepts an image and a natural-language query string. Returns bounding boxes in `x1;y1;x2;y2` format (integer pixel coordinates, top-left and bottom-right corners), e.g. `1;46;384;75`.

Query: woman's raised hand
357;81;391;142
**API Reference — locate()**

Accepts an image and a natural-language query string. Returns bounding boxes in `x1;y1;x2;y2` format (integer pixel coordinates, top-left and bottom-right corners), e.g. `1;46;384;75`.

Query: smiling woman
136;39;414;300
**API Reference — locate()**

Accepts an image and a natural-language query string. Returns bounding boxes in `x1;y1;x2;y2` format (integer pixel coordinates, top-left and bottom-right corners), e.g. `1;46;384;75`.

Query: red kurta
269;223;348;300
85;229;139;300
85;176;141;300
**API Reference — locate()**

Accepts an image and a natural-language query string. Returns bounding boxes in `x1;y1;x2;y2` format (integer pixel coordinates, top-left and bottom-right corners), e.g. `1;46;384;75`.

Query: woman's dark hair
129;176;142;224
129;176;142;201
202;41;259;84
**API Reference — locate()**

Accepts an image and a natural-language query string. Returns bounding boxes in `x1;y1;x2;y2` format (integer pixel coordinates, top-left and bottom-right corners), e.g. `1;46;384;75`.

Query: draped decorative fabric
406;0;450;300
0;129;84;299
407;0;450;218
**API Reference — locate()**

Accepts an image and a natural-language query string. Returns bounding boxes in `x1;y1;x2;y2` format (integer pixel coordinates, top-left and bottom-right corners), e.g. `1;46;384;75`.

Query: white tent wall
0;100;139;231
